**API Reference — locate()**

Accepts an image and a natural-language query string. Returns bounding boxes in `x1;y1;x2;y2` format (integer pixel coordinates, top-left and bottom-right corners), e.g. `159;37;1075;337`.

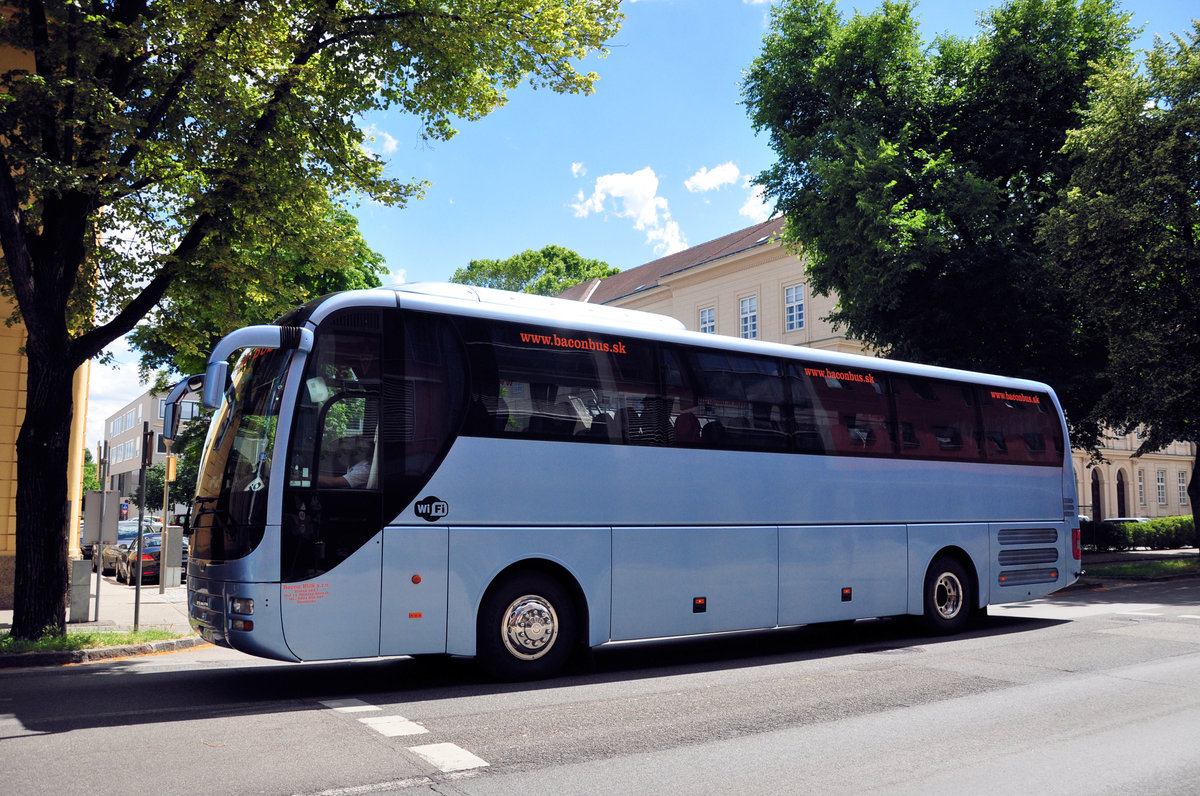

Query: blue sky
85;0;1198;446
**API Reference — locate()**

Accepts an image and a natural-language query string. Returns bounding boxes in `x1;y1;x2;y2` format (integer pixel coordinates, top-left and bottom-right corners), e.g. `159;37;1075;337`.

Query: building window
1138;470;1145;506
785;284;805;331
1157;470;1167;505
739;296;758;339
1180;471;1189;506
699;306;715;335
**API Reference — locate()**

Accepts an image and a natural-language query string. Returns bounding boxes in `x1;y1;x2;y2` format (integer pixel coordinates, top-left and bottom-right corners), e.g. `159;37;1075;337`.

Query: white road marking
408;742;490;772
319;698;381;713
358;715;429;737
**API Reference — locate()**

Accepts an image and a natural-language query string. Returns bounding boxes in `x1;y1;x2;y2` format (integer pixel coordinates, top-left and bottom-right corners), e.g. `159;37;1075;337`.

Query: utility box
68;559;91;623
162;524;184;587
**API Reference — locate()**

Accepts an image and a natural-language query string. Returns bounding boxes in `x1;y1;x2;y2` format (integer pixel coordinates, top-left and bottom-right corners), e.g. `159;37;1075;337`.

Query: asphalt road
2;577;1199;795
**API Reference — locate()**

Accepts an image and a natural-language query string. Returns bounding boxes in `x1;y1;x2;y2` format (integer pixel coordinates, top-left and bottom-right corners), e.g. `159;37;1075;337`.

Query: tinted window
460;320;660;445
979;388;1063;466
892;378;983;462
796;362;893;457
670;348;787;452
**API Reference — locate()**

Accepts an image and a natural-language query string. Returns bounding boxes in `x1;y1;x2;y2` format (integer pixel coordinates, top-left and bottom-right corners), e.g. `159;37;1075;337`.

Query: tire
921;555;972;635
116;561;126;583
477;572;577;681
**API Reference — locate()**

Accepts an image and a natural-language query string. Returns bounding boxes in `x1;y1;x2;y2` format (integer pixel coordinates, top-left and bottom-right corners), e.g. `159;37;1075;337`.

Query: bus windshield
191;345;293;562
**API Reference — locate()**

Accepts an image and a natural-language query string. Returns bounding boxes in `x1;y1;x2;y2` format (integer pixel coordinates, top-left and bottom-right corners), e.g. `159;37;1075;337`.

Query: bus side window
680;350;787;452
978;388;1063;465
892;378;982;462
799;364;892;457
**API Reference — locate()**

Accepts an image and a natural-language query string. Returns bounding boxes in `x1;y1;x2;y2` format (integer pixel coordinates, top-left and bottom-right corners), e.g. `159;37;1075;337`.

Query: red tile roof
560;217;786;304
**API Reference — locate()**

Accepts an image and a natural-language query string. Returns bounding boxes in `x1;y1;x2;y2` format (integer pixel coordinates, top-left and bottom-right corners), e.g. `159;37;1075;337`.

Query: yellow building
1;17;91;608
563;218;1194;522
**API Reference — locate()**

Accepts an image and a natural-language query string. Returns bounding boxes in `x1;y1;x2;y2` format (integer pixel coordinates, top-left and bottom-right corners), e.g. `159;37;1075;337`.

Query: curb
0;635;210;669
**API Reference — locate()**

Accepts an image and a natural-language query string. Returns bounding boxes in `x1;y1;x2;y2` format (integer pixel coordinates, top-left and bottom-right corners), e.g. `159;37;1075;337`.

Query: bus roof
298;284;1058;400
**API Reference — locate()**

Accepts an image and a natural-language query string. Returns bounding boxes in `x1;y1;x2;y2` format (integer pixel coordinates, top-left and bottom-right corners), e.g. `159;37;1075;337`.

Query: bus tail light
1071;527;1081;560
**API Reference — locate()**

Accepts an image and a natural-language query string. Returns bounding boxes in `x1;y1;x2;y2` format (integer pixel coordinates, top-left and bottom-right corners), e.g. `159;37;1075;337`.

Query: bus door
281;319;385;660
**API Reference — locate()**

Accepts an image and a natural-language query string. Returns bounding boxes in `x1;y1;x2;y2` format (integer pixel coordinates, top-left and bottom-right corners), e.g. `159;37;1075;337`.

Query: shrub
1081;515;1195;551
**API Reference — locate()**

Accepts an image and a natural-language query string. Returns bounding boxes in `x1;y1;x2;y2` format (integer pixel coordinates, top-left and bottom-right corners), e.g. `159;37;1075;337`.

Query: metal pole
159;439;171;595
133;422;151;631
94;441;108;622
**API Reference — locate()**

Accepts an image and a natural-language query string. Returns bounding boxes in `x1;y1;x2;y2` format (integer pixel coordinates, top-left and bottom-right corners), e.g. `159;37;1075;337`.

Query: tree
131;199;387;376
133;463;166;513
81;448;100;494
0;0;622;639
742;0;1135;444
450;244;619;296
1040;24;1200;542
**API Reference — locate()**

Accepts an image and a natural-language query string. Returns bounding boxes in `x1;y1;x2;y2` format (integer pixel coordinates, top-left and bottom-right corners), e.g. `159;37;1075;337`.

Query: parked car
117;531;189;585
1107;517;1151;524
93;519;165;576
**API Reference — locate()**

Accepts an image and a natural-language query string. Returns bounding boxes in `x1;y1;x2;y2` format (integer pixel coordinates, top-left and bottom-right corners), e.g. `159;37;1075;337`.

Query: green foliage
81;448;101;494
1081;515;1196;552
743;0;1136;446
132;463;167;513
1040;23;1200;458
0;0;622;639
130;200;386;376
451;245;619;296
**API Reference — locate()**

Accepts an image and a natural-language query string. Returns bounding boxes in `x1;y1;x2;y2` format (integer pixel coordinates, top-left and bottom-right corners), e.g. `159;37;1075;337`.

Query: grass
1085;558;1200;580
0;628;183;655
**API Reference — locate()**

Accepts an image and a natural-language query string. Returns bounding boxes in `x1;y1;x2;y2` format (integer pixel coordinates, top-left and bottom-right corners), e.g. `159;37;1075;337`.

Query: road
2;578;1199;795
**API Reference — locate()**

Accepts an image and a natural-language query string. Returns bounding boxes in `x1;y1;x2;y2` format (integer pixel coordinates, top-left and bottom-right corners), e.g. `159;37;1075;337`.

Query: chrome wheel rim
933;570;964;620
501;594;558;661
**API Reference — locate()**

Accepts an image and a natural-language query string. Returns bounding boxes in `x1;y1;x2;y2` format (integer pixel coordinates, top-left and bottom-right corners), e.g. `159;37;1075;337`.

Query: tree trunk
11;352;78;639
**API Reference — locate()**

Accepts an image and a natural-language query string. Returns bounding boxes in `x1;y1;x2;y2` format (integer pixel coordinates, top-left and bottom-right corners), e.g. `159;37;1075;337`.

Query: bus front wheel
477;572;576;681
921;555;972;635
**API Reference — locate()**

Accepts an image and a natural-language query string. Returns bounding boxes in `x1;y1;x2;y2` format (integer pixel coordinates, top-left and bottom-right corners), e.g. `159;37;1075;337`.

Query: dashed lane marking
407;742;490;773
357;715;429;737
319;698;381;713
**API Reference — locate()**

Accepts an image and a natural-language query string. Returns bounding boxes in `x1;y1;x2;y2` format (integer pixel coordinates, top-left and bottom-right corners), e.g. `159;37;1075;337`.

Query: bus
183;283;1082;679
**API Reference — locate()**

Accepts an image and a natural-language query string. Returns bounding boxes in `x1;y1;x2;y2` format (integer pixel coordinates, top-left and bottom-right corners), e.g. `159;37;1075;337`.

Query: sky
82;0;1198;450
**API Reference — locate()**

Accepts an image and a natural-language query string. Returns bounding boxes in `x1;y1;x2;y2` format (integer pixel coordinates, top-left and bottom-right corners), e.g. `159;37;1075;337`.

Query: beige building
104;388;201;504
563;217;1194;523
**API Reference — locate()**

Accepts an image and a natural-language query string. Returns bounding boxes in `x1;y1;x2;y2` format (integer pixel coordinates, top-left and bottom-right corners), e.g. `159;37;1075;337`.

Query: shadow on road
0;604;1072;739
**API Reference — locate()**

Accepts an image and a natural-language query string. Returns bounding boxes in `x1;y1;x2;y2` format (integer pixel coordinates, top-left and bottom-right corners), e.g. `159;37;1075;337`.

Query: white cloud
571;167;689;256
739;179;773;224
571;161;587;178
361;124;398;156
685;162;741;193
84;336;149;450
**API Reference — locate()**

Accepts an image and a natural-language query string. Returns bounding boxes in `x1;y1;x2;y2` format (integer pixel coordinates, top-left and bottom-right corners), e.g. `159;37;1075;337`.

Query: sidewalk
1;566;195;635
1;567;203;667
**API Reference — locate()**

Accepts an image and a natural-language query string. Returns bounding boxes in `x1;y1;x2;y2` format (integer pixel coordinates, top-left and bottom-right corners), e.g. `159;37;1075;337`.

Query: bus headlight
230;597;254;615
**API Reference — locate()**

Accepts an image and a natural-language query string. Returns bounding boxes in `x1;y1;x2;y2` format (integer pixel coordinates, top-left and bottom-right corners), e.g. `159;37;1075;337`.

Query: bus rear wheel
477;572;576;681
921;555;972;635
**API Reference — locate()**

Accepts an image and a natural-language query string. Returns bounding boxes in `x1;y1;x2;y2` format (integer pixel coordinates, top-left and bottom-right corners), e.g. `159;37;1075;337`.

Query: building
562;218;1194;523
104;388;201;504
0;22;90;609
561;217;863;356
